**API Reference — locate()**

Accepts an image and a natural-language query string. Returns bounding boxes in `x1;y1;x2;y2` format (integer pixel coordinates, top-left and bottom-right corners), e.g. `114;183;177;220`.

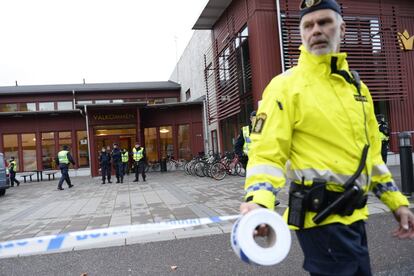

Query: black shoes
68;184;74;188
133;179;138;182
57;187;64;190
101;182;105;184
108;181;112;183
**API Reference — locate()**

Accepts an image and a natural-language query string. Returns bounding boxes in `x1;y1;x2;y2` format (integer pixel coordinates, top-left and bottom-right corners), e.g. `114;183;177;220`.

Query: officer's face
300;9;345;55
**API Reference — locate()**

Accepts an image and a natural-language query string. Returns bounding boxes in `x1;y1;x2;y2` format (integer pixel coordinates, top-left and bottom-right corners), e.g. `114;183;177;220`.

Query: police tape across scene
0;211;291;263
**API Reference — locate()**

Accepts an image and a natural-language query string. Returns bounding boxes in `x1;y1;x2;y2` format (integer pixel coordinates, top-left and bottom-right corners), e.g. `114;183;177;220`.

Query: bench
44;170;59;181
19;172;36;183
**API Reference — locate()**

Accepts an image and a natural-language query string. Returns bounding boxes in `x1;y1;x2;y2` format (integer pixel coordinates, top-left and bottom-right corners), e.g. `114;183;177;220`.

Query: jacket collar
297;45;349;75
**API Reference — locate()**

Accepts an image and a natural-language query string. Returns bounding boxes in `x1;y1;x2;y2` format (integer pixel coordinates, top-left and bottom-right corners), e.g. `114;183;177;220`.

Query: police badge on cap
300;0;341;20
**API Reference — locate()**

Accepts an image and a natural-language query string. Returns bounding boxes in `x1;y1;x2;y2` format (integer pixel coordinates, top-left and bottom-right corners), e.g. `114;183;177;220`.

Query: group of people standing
99;142;147;184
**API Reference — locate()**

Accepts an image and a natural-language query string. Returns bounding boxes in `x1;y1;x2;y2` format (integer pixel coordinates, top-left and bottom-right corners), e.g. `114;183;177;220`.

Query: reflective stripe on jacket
122;152;129;162
58;150;69;164
245;45;409;229
133;147;144;161
242;126;251;155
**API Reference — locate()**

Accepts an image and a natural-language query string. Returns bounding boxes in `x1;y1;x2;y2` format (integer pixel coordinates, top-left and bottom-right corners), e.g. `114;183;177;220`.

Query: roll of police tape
231;208;291;266
0;215;240;259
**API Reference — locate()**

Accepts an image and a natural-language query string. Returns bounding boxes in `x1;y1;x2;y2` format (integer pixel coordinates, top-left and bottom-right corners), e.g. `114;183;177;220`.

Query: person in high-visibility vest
121;149;129;176
8;156;20;187
376;114;390;164
132;142;146;182
240;1;414;275
234;110;256;170
56;145;75;190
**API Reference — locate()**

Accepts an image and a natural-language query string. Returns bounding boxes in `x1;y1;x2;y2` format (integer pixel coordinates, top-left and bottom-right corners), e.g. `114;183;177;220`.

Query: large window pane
77;130;89;167
42;132;55;169
39;102;54;111
20;103;36;111
3;134;19;169
144;128;158;162
0;103;18;112
59;131;72;149
57;101;73;110
22;133;37;171
178;124;191;160
159;126;173;159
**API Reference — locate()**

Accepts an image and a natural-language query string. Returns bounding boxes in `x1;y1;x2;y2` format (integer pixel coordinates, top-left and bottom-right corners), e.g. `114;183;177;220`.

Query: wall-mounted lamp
159;128;169;134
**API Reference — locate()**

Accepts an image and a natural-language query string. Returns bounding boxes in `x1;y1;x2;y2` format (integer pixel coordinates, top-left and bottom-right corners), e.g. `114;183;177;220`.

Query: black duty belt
290;182;367;213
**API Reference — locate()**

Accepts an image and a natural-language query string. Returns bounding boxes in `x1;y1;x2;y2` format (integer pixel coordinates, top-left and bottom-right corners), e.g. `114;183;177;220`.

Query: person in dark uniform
111;143;123;183
234;110;256;170
132;142;146;182
121;148;129;175
99;147;112;184
8;156;20;187
56;145;75;190
377;114;390;163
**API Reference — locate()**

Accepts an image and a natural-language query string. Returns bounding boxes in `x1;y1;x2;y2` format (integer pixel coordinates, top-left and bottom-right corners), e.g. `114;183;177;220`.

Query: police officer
111;143;123;183
377;114;390;163
132;142;146;182
121;148;129;175
240;1;414;275
8;156;20;187
99;147;112;184
56;145;75;190
234;111;256;170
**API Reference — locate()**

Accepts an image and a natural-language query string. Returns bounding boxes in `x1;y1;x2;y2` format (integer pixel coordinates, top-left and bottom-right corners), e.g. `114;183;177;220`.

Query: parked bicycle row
184;151;245;180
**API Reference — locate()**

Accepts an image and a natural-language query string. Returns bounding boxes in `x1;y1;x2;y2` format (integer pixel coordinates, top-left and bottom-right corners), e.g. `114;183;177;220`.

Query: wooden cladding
279;0;407;100
204;31;252;124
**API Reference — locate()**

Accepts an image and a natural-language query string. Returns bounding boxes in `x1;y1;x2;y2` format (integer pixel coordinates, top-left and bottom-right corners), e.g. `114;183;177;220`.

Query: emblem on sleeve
252;113;267;134
354;95;367;102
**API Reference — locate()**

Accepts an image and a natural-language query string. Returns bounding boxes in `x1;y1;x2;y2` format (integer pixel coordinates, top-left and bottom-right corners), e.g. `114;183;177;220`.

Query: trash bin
398;131;413;196
160;158;167;172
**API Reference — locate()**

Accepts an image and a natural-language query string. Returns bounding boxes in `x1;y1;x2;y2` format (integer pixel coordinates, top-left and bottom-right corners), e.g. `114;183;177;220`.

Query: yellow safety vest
242;126;251;155
58;150;69;164
8;160;17;171
122;152;129;163
132;148;144;161
245;45;409;229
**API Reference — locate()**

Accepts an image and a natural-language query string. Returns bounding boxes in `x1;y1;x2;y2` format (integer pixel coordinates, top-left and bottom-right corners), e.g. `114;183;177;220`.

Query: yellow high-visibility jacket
245;45;409;229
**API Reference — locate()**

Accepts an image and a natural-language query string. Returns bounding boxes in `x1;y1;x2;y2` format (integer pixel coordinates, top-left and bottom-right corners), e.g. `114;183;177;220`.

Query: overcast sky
0;0;208;86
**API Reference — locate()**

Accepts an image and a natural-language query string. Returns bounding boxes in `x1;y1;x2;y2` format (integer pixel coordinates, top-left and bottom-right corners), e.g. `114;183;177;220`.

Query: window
77;100;93;105
0;103;18;112
41;132;55;170
144;127;158;162
159;126;173;159
22;133;37;171
178;124;191;160
112;99;124;103
39;102;54;111
185;89;191;101
57;101;73;110
164;98;178;103
20;103;36;111
3;134;19;168
95;100;110;104
77;130;89;167
211;130;218;154
59;131;72;149
219;47;231;83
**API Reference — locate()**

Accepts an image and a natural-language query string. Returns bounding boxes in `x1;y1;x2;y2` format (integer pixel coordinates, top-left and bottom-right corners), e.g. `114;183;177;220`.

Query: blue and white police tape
0;215;239;259
231;208;291;266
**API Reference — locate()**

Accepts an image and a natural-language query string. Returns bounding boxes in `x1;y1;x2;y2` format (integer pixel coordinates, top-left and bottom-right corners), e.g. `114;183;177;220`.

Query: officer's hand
240;202;269;237
392;206;414;239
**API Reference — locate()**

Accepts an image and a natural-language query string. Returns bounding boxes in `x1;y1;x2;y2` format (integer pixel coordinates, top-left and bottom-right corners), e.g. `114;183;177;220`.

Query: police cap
62;145;69;150
300;0;341;20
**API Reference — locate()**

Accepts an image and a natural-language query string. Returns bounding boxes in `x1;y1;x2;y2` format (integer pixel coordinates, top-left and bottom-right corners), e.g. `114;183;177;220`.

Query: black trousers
381;141;388;164
58;165;72;188
101;163;111;182
114;162;123;181
135;161;146;181
10;171;20;186
296;221;372;276
122;162;129;175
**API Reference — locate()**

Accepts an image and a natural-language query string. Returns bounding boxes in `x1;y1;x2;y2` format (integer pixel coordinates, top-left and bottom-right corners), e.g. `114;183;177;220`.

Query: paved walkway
0;166;412;253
